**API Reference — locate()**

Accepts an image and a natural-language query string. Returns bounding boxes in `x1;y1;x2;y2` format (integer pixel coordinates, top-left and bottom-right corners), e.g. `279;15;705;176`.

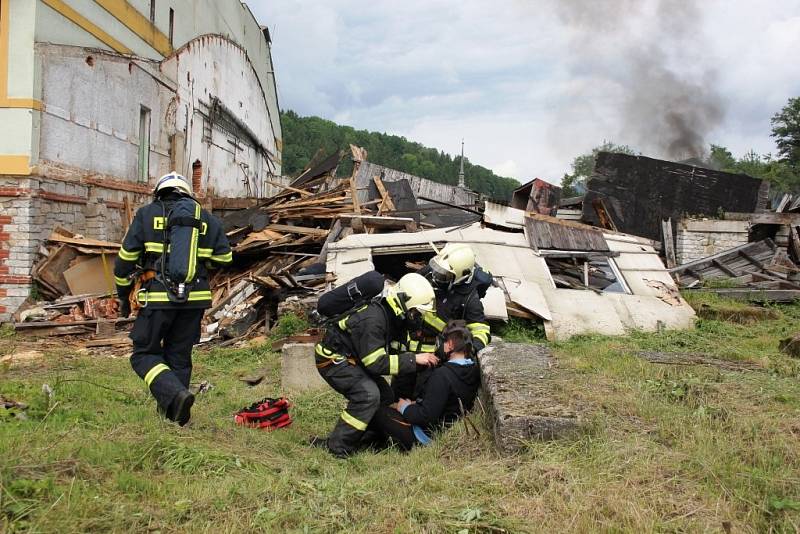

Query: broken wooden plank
14;317;134;330
373;175;396;214
661;218;677;269
711;258;738;277
592;197;618;232
727;212;800;226
264;224;329;237
635;351;762;371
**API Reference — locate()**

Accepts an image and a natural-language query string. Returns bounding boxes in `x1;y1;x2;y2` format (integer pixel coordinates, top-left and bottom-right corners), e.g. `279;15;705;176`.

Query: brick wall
0;177;36;320
675;219;750;265
0;174;148;323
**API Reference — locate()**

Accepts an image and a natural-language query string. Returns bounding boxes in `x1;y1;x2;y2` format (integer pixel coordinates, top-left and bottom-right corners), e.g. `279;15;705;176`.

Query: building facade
0;0;282;320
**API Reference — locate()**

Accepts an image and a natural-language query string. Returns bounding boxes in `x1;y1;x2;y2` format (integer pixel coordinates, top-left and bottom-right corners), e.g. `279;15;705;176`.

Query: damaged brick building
0;0;282;321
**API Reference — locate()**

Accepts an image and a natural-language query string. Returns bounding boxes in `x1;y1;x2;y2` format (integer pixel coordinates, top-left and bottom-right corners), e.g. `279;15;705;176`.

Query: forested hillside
280;110;520;201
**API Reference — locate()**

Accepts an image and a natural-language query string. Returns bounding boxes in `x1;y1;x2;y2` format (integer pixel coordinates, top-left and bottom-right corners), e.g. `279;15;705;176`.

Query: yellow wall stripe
0;2;43;111
0;98;43;110
0;155;32;175
41;0;133;55
93;0;173;57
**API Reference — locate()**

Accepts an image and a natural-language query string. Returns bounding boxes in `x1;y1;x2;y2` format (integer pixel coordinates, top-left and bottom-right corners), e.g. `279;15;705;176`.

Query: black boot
309;435;349;459
167;390;195;426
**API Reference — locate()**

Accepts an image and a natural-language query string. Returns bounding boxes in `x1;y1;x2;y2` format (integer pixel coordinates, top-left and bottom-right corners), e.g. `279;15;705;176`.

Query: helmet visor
428;258;454;287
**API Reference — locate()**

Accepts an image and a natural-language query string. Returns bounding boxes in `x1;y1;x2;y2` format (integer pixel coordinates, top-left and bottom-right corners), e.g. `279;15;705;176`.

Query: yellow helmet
154;171;193;197
387;273;435;316
439;244;476;285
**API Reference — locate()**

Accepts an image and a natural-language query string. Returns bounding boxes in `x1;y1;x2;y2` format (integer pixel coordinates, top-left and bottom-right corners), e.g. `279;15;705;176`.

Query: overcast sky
248;1;800;185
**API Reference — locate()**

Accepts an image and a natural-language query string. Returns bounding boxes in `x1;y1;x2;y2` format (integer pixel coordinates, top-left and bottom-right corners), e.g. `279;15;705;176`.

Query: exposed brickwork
38;191;89;204
0;174;149;322
0;187;31;197
0;275;32;284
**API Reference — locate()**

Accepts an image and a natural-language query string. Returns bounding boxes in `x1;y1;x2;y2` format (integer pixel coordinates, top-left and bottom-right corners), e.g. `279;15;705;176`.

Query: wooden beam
661;218;677;269
592;197;618;232
264;224;328;237
726;212;800;225
710;258;738;277
373;175;396;214
211;197;261;210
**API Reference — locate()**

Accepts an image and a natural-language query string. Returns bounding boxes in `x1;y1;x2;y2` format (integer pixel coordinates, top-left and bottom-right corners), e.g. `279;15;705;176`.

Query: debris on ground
779;334;800;358
635;351;763;371
695;303;782;324
668;239;800;303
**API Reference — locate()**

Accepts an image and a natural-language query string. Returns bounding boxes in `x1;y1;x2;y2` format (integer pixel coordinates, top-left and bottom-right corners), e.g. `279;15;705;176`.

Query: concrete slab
281;343;328;392
478;342;580;453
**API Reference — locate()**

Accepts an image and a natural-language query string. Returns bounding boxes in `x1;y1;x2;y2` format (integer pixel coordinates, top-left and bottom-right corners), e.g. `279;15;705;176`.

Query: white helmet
387;273;435;316
438;244;476;285
154;171;193;197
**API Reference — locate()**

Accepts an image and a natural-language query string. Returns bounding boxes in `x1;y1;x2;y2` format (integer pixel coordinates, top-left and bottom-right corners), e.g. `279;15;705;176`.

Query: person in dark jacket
311;273;440;458
372;320;481;450
394;244;491;400
114;172;232;426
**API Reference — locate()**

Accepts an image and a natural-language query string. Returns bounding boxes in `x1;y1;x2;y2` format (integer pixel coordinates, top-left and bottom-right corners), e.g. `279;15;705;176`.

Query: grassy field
2;294;800;533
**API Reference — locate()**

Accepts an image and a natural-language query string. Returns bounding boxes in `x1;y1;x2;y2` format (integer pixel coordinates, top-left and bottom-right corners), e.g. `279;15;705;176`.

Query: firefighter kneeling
311;273;439;458
114;172;232;426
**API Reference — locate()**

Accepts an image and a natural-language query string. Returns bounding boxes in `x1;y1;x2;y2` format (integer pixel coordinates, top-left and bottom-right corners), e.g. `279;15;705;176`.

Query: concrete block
479;342;580;453
281;343;328;392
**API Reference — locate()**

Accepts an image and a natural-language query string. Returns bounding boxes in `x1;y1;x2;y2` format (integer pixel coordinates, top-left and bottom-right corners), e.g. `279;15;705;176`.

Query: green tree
705;144;800;194
278;110;519;201
771;97;800;169
561;141;636;197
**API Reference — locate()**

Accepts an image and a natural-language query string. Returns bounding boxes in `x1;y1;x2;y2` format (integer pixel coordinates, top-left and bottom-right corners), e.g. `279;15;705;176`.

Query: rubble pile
11;148;800;344
16;228;123;336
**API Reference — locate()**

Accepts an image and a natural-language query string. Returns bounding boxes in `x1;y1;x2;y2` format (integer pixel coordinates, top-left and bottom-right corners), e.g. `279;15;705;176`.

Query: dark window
371;247;436;283
543;252;629;293
138;106;151;183
149;0;155;22
168;8;174;45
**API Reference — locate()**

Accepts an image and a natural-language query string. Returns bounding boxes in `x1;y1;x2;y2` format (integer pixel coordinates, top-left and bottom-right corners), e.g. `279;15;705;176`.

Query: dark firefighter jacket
403;359;480;431
113;194;232;309
317;301;417;378
408;271;491;354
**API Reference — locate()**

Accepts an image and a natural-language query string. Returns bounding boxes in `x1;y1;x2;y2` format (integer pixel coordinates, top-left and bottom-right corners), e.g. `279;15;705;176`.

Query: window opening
370;246;437;283
168;8;174;46
138;106;151;183
543;252;629;293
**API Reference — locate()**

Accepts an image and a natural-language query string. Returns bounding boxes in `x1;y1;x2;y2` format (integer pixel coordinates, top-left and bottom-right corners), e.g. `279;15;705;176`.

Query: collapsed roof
326;211;696;341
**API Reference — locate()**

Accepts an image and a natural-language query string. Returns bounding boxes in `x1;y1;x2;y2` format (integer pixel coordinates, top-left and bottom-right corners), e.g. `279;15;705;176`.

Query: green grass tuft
2;298;800;531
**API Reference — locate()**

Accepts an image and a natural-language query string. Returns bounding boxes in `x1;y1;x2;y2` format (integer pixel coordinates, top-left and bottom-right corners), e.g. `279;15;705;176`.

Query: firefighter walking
114;172;232;425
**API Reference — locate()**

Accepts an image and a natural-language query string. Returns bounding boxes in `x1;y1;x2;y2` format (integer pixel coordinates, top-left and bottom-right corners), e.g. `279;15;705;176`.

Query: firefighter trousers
129;307;204;413
316;357;393;456
369;405;417;451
